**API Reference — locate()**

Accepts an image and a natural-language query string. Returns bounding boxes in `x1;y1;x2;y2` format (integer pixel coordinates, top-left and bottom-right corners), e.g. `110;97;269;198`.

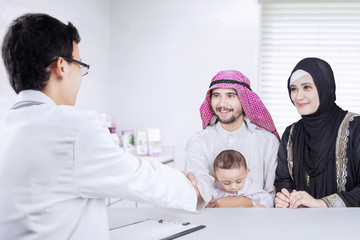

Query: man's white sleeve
263;134;280;198
185;134;213;209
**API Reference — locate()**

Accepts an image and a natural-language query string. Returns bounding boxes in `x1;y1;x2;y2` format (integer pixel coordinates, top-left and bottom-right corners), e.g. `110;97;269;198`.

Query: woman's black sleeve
274;126;295;193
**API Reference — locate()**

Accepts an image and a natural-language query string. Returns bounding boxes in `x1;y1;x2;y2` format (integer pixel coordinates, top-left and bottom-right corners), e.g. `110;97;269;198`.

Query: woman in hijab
274;57;360;208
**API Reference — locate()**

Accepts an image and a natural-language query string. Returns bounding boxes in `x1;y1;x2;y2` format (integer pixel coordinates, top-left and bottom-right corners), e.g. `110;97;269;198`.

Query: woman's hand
289;190;327;209
275;188;291;208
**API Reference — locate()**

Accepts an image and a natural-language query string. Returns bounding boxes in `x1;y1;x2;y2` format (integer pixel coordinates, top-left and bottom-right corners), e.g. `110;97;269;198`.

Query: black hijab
287;58;347;195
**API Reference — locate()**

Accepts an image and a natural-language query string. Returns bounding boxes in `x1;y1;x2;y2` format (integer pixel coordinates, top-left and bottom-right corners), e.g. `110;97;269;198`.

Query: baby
210;149;273;208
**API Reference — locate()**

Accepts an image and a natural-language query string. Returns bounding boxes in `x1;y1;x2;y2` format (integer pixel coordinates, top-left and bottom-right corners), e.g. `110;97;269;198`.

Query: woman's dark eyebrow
290;82;314;87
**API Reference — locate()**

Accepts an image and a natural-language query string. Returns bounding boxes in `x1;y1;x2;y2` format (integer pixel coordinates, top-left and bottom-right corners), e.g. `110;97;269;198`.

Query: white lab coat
185;119;279;204
0;90;197;240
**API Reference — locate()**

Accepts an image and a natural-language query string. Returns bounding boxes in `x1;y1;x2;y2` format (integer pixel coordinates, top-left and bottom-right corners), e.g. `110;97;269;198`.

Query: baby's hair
213;149;247;171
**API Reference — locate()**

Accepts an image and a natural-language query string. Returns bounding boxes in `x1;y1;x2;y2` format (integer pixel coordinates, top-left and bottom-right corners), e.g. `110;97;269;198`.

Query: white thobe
0;90;197;240
185;118;279;203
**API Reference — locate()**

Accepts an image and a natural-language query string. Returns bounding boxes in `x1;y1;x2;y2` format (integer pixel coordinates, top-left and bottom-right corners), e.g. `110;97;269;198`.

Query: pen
159;225;206;240
158;219;191;226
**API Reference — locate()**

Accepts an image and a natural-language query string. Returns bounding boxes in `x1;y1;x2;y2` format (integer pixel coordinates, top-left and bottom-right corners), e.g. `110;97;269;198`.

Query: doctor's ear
50;57;68;79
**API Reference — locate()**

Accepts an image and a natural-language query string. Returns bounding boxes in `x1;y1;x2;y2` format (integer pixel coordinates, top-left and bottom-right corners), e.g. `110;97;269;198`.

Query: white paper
109;219;203;240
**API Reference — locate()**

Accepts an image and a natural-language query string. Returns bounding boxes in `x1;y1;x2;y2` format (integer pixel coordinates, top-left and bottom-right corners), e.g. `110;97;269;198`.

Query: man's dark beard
213;107;244;124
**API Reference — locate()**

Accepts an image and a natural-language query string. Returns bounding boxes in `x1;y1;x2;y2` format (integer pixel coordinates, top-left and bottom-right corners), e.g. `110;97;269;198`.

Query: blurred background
1;0;360;170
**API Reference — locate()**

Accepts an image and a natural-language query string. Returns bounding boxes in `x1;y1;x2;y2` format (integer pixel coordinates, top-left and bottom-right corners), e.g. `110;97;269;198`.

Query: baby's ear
247;169;250;174
211;173;217;180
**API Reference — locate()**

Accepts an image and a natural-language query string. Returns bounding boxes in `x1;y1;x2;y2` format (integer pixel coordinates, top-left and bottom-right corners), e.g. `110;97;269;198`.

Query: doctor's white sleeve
73;111;198;212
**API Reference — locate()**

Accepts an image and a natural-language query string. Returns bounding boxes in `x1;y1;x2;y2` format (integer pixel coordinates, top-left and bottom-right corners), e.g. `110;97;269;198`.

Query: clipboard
109;219;206;240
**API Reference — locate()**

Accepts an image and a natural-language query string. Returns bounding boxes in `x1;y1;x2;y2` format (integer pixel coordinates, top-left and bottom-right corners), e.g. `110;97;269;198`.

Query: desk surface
108;207;360;240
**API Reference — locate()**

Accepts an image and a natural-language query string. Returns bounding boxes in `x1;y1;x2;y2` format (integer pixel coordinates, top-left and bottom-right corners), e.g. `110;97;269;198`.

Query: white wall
0;0;262;171
0;0;111;115
108;0;261;170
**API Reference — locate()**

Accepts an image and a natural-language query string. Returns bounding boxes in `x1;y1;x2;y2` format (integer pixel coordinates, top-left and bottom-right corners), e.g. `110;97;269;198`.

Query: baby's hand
208;198;216;208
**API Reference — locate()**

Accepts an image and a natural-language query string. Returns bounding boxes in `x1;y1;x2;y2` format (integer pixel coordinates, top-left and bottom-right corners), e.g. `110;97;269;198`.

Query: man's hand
208;196;253;208
186;172;202;200
186;172;198;186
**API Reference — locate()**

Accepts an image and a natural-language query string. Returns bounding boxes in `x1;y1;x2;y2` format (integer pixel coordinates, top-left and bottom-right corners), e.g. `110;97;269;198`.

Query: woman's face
290;75;320;116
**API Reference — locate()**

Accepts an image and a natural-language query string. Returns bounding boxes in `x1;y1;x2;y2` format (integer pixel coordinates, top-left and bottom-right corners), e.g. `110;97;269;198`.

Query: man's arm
185;135;214;204
208;196;253;208
263;133;280;197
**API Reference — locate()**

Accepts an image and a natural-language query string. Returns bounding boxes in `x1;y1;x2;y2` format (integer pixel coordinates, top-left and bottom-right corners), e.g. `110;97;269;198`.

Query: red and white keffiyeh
200;70;279;139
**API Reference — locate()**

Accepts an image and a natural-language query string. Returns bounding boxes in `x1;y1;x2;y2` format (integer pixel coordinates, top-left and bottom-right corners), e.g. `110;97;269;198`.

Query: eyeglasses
47;56;90;76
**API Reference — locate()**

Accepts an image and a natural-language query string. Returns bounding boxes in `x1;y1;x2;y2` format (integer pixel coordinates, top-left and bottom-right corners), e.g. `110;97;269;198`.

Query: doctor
0;13;202;240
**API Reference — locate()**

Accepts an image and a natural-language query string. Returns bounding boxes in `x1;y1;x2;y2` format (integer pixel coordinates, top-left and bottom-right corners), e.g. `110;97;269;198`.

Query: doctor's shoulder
54;105;102;129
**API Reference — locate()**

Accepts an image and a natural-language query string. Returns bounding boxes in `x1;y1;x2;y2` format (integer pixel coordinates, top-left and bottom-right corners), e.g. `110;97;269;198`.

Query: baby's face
214;167;249;194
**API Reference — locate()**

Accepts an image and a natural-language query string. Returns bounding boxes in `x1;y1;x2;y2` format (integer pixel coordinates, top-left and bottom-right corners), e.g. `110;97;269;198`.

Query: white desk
108;207;360;239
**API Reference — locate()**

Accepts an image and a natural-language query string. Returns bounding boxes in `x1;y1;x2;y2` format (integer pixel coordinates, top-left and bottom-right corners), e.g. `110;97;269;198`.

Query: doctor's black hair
1;13;81;94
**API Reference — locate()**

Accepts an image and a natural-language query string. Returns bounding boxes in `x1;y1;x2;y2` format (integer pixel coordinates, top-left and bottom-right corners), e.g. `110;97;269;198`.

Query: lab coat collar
16;90;56;105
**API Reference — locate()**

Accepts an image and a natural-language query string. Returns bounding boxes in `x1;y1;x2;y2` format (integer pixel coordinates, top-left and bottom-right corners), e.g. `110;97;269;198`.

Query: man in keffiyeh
185;70;280;208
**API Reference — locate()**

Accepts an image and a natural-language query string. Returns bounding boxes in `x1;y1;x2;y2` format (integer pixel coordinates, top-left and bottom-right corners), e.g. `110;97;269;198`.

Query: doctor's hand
186;172;198;186
275;188;291;208
289;190;327;209
186;172;202;200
